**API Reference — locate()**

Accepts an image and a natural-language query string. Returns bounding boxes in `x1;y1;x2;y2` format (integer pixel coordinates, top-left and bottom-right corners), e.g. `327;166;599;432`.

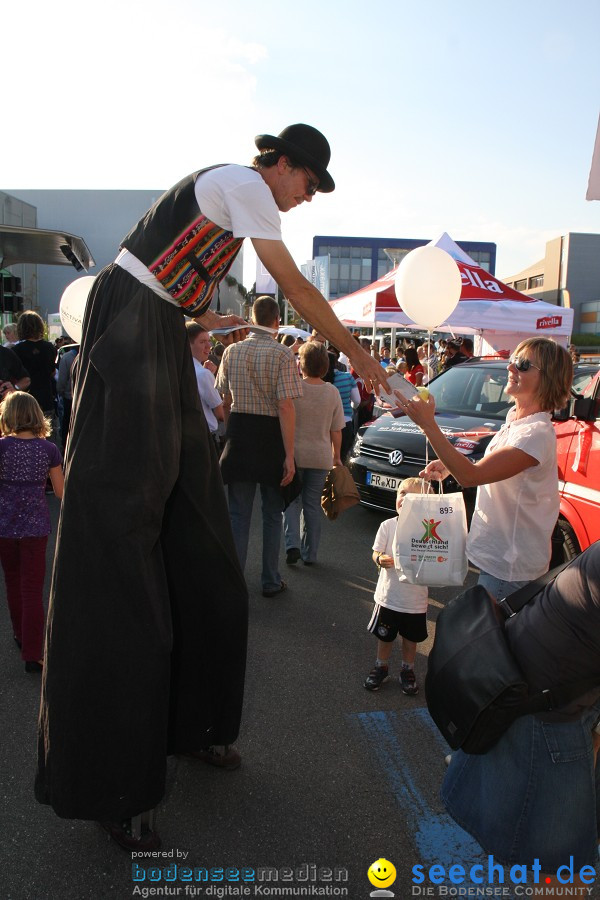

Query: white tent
278;325;313;340
332;233;574;354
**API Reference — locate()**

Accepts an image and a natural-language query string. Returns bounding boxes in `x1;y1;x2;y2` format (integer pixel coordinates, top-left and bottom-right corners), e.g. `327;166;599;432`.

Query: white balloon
59;276;95;344
395;246;462;330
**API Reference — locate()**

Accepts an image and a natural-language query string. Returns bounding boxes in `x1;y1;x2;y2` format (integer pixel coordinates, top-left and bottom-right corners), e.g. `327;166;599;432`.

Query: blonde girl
0;392;63;672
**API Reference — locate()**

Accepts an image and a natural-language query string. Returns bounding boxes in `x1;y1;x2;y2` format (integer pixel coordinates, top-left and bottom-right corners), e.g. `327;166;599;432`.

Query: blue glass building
312;235;496;300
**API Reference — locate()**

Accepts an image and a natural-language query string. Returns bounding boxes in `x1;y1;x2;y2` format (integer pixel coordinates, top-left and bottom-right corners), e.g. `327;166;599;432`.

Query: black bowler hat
255;124;335;193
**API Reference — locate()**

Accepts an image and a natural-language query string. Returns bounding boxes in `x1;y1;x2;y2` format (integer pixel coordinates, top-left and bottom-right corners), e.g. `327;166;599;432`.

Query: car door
555;372;600;555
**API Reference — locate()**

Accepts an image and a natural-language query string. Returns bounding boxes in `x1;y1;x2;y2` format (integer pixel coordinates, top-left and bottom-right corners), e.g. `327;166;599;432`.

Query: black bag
425;562;598;754
281;467;302;510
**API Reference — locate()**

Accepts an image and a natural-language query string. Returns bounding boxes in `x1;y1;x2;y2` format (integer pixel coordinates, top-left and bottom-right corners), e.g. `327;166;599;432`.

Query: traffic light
2;275;22;295
1;275;23;312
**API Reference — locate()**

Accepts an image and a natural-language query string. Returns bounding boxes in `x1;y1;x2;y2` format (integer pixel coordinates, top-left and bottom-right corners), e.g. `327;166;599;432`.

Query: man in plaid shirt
217;296;302;597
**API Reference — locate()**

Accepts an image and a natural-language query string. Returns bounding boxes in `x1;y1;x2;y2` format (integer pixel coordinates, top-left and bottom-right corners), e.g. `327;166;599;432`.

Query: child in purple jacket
0;391;63;672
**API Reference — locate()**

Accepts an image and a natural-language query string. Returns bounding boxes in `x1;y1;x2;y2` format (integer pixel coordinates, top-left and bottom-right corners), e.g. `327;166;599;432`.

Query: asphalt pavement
2;496;597;900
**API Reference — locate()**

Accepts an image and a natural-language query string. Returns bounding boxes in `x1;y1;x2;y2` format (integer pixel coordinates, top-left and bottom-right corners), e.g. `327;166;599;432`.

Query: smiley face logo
367;858;397;889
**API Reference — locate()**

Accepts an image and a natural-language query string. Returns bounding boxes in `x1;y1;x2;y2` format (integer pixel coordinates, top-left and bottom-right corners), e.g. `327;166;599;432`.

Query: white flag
302;257;329;299
256;258;277;294
301;260;316;286
314;256;330;300
586;112;600;201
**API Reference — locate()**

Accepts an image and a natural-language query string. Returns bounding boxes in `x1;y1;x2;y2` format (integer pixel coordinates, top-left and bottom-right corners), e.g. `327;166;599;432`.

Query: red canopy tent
331;233;573;354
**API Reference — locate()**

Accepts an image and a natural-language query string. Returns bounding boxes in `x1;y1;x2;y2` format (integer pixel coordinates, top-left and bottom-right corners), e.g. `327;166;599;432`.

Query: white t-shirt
373;516;429;613
195;165;282;239
467;409;558;581
116;165;282;301
193;359;222;433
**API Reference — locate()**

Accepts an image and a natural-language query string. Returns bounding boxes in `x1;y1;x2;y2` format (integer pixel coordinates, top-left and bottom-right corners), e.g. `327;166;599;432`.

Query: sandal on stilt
99;810;160;851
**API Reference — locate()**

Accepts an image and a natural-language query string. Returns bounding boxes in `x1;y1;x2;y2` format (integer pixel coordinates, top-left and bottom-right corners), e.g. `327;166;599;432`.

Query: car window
578;371;600;422
572;366;599;394
428;366;512;419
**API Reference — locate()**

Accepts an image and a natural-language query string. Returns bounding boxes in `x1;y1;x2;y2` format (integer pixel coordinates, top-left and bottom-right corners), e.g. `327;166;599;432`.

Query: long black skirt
35;265;248;821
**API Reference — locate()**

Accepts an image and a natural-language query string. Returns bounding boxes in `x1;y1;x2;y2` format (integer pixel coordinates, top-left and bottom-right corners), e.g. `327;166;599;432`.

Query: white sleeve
195;165;282;240
372;518;395;554
509;420;554;466
197;368;223;410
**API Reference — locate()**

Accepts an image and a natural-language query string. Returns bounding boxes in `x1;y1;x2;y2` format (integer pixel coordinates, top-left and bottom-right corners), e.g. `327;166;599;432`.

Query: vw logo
388;449;404;466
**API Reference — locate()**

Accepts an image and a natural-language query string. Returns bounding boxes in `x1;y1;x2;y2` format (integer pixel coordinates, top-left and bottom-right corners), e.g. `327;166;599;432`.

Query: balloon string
425;329;431;485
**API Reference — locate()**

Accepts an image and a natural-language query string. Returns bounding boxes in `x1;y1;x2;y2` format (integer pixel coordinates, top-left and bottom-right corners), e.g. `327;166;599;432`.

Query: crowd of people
192;320;479;589
366;334;475;382
1;121;598;887
0;313;70;673
272;330;478;456
183;323;485;593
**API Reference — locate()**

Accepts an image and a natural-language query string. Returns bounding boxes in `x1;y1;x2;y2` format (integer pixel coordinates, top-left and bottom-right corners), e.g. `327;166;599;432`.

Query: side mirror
572;396;597;421
554;387;598;422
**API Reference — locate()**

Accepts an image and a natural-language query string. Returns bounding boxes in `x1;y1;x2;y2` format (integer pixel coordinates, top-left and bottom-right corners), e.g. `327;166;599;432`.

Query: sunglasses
301;166;319;197
509;355;540;372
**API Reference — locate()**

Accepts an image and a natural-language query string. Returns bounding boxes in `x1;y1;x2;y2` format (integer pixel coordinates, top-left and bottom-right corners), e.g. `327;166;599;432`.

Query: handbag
393;490;468;587
281;466;302;510
425;559;598;754
321;465;360;520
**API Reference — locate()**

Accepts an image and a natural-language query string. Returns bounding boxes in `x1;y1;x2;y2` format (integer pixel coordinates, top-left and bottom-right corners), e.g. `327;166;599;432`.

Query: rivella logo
536;314;562;329
460;266;503;294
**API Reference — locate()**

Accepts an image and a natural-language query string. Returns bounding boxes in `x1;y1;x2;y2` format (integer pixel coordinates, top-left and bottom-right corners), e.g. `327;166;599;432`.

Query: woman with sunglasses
393;338;573;599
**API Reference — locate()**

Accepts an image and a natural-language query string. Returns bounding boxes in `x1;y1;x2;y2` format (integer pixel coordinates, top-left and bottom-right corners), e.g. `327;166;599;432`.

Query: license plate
366;471;401;491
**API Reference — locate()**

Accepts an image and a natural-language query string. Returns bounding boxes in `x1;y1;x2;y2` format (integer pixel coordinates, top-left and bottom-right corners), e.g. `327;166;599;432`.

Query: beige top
294;381;345;469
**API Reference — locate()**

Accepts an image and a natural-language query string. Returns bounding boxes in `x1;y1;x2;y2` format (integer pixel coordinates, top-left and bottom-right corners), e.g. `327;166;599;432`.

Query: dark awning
0;225;95;271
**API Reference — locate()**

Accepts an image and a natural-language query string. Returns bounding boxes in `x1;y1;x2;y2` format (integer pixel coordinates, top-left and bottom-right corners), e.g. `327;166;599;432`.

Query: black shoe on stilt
99;812;161;851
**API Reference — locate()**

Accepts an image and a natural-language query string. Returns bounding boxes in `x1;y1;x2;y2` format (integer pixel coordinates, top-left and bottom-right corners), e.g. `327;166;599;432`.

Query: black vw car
348;358;597;517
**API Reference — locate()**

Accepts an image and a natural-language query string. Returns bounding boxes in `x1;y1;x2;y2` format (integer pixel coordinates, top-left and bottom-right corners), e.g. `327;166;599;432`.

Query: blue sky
3;0;599;285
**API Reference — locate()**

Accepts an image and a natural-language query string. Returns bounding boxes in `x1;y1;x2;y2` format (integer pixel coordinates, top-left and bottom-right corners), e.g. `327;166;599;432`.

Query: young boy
364;477;431;695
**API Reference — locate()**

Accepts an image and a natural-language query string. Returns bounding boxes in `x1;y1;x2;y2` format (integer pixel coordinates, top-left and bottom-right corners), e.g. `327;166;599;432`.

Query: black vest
121;165;244;317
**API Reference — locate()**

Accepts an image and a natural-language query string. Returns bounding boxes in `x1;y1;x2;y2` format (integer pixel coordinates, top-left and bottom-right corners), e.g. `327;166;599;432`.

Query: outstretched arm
252;238;390;395
395;393;538;488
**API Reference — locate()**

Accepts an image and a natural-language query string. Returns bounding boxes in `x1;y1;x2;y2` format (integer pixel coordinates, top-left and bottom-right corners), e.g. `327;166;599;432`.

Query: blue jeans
442;701;600;871
228;482;284;592
283;468;328;563
477;571;529;601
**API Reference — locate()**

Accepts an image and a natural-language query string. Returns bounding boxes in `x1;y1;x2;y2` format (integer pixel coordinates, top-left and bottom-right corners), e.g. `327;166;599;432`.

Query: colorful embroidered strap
149;215;243;317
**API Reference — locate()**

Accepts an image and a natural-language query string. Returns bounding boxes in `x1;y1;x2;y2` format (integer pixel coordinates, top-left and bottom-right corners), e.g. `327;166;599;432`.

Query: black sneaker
286;548;301;565
364;665;389;691
400;667;418;695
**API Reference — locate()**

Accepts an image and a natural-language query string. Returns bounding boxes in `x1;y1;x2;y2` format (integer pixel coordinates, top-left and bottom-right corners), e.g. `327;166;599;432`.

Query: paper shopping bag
393;491;468;587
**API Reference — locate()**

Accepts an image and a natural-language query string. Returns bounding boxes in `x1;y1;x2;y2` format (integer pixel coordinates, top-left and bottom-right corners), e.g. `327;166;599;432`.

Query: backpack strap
496;555;599;714
516;676;600;715
496;557;575;619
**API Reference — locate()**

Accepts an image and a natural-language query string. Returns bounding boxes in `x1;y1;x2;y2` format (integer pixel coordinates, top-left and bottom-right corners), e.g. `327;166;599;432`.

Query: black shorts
367;604;427;643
